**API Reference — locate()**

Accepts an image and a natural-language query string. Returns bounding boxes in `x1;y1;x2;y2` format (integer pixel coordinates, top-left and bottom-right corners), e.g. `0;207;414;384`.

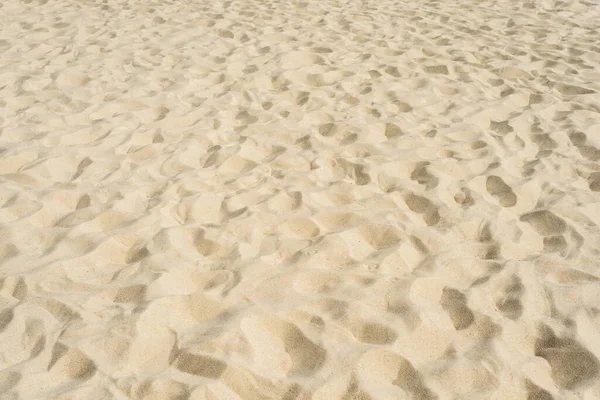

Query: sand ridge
1;0;600;398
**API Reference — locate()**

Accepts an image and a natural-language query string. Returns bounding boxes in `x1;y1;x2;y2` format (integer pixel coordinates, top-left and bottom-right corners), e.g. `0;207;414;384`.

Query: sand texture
1;0;600;398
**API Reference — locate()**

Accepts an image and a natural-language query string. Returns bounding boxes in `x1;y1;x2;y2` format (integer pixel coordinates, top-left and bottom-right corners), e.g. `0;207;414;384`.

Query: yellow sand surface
1;0;600;398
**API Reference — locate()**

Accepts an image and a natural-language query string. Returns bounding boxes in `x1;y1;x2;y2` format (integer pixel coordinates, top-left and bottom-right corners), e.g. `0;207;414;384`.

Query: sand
1;0;600;398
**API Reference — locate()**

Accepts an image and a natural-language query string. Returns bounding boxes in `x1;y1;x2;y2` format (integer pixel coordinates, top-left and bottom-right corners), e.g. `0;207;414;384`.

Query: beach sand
1;0;600;398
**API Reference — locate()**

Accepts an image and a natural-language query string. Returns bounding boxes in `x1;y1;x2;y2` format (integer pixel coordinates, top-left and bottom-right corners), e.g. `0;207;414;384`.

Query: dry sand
1;0;600;398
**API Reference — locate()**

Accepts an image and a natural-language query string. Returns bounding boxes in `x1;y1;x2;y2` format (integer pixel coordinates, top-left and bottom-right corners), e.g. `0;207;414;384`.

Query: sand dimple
535;325;600;390
486;175;517;207
520;210;567;236
555;83;595;96
342;222;402;258
588;172;600;192
493;274;524;320
2;0;600;398
440;287;475;330
498;67;533;80
175;352;227;378
241;314;326;377
385;123;403;138
358;349;437;399
404;193;440;226
48;344;96;380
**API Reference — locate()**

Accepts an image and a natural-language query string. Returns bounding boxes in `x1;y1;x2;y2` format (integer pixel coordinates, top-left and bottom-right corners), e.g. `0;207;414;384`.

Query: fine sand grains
1;0;600;398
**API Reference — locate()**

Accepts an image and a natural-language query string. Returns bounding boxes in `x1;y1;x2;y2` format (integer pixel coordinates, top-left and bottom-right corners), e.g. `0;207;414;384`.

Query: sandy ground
1;0;600;398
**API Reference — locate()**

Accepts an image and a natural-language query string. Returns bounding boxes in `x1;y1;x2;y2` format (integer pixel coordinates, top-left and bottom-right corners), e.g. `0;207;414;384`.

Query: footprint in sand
486;175;517;207
555;83;595;96
174;351;227;379
113;284;147;304
543;235;568;254
490;120;513;135
404;193;440;226
337;159;371;186
524;379;553;400
339;374;372;400
384;123;403;139
0;371;20;394
440;287;475;331
423;65;449;75
532;133;557;151
130;378;189;400
282;217;320;239
47;343;96;382
279;51;326;69
535;324;599;390
313;212;364;234
358;349;437;399
498;67;533;81
267;191;302;213
520;210;567;236
241;314;326;377
385;280;423;330
493;274;524;320
411;162;438;189
352;321;397;345
341;222;402;259
588;172;600;192
454;187;474;207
